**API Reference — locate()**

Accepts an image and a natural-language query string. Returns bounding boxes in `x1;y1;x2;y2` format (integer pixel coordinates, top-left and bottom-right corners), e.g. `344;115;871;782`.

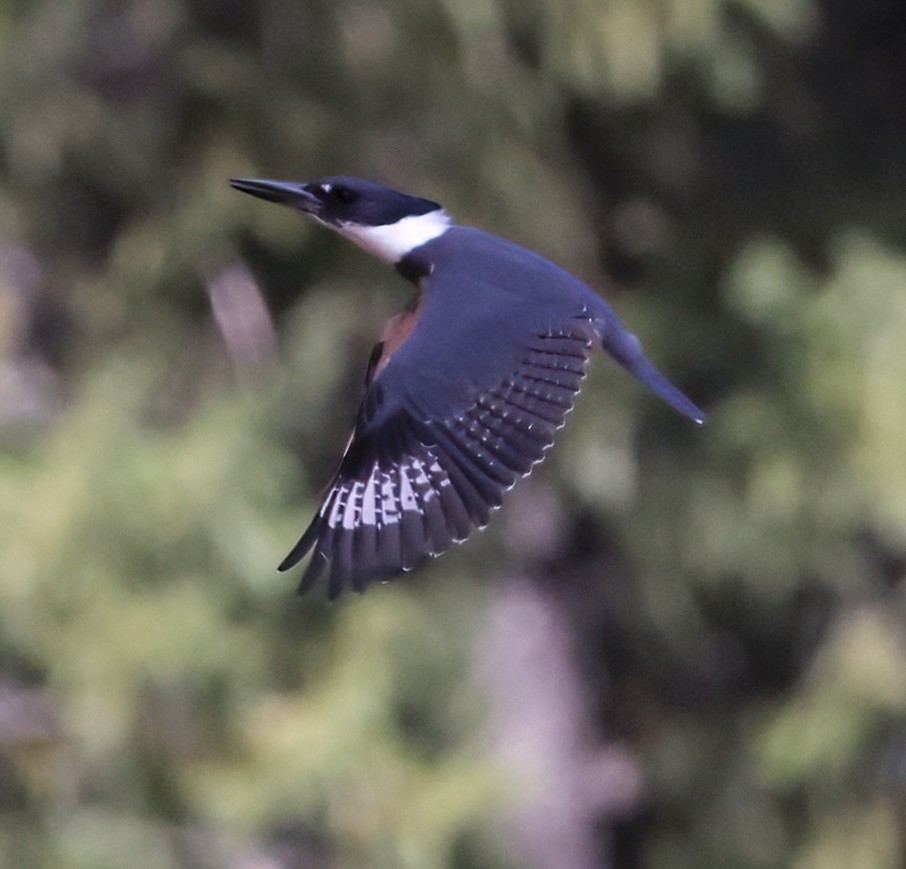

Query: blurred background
1;1;906;867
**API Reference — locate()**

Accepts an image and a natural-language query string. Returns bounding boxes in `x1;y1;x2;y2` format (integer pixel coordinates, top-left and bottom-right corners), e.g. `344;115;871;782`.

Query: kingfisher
231;176;704;599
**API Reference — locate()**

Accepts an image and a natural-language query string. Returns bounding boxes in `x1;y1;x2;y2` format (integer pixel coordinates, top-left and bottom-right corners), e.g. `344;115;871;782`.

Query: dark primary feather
279;325;593;598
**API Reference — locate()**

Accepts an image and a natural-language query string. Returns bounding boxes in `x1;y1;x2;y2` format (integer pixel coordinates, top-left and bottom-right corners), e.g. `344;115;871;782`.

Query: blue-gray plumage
230;176;704;598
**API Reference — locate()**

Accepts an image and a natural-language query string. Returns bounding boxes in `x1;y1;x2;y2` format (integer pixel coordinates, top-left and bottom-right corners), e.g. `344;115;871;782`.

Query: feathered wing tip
279;328;592;598
277;521;320;573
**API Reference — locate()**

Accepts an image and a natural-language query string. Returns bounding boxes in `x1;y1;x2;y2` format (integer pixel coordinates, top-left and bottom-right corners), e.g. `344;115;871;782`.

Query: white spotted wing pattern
280;325;593;598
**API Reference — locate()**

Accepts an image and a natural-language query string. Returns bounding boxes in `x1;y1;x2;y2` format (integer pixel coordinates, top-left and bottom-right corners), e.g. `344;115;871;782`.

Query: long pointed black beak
230;178;321;214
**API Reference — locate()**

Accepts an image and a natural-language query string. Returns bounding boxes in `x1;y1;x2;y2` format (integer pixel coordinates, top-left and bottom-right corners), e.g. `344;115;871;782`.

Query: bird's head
230;175;451;264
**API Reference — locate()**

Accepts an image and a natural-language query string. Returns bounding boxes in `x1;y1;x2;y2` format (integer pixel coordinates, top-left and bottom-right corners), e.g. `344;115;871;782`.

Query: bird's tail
595;310;705;424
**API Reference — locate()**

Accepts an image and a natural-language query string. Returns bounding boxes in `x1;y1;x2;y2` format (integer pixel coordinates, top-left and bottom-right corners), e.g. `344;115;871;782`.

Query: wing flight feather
281;325;593;597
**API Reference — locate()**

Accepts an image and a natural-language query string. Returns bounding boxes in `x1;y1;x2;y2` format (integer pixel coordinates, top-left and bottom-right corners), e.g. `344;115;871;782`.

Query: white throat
335;209;452;263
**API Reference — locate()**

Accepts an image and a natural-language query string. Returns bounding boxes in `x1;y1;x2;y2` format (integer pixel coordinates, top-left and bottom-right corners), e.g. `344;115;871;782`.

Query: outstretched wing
280;323;593;598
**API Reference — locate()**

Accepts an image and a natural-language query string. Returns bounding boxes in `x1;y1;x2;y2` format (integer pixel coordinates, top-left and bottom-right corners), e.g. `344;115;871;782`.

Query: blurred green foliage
1;1;905;867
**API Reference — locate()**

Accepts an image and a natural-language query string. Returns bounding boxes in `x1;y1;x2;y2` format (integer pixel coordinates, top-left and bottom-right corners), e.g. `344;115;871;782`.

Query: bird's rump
280;323;593;598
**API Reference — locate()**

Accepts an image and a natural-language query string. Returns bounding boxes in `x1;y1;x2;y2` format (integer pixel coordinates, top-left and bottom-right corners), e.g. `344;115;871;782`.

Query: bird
230;175;704;599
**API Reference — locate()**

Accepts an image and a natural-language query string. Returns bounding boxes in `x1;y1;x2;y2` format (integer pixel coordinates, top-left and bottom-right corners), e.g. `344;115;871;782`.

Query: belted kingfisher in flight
231;175;704;599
